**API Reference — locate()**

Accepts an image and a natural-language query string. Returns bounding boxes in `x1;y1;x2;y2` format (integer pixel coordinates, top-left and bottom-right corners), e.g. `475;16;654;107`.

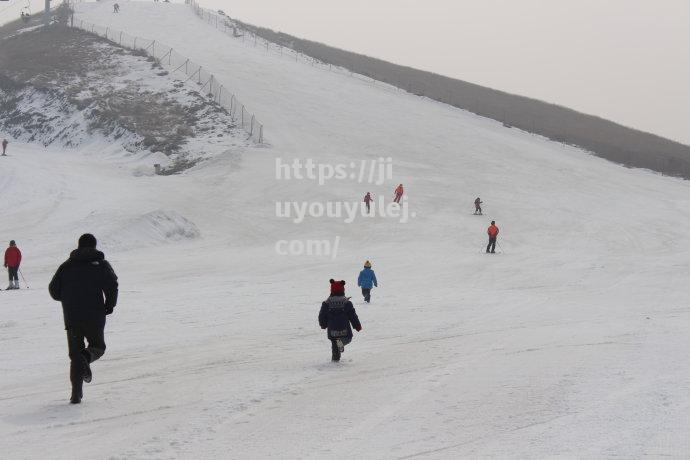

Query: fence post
105;27;109;39
218;85;223;103
119;31;123;45
249;115;255;136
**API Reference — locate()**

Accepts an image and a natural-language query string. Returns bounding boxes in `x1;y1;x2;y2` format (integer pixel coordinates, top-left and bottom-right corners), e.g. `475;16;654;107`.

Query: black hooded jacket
318;295;361;340
49;248;119;328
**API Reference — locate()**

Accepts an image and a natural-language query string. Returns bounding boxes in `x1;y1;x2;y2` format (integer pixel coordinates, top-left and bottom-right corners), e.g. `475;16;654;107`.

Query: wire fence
70;16;264;143
187;0;396;92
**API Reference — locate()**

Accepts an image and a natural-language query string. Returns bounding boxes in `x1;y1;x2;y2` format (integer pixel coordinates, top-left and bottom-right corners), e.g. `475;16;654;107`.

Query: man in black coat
318;279;362;362
49;234;119;404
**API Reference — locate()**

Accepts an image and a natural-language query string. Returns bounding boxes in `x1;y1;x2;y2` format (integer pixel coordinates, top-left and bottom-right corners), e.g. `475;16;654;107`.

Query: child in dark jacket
318;279;362;362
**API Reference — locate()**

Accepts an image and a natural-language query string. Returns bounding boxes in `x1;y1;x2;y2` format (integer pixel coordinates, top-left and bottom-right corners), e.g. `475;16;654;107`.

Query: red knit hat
330;279;346;295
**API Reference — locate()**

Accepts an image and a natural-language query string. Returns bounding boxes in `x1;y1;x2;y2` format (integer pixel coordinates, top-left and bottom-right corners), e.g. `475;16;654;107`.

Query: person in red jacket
4;240;22;289
363;192;373;213
393;184;404;204
486;221;499;254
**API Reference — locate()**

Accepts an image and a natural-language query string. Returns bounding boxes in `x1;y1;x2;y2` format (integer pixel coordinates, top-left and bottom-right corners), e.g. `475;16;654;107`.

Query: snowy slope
2;1;690;458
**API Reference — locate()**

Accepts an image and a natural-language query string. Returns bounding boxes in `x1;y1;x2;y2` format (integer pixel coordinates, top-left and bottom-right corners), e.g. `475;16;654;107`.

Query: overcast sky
2;0;688;144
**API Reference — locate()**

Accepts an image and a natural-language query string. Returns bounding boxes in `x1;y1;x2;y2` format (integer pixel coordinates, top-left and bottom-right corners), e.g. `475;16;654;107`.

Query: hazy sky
2;0;688;144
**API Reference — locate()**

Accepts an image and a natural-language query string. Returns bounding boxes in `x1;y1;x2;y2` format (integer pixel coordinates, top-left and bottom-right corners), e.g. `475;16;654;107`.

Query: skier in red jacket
4;240;22;289
393;184;404;204
486;221;499;254
363;192;373;213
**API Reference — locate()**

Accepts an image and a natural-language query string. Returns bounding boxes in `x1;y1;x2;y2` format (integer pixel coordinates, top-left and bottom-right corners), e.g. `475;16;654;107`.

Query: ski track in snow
1;1;690;458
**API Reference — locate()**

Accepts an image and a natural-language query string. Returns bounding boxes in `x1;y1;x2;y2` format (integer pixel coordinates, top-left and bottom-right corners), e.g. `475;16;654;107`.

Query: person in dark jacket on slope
357;260;378;303
49;234;119;404
318;280;362;362
474;197;483;215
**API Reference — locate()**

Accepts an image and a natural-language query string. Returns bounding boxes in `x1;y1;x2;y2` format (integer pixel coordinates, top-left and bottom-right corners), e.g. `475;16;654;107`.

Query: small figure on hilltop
4;240;22;290
474;197;483;215
487;221;499;254
113;3;120;13
363;192;373;213
318;280;362;362
49;234;119;404
357;260;378;303
2;138;8;156
393;184;404;204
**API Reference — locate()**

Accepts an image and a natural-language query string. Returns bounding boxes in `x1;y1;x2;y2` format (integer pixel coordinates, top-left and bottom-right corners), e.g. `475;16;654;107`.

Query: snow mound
108;210;201;247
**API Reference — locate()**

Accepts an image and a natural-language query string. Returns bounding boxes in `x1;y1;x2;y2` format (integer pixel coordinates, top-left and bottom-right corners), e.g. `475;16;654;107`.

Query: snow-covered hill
2;1;690;458
0;25;251;171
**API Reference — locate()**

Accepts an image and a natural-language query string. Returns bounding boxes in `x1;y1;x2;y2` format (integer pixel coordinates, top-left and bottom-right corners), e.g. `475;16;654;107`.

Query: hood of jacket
69;247;105;263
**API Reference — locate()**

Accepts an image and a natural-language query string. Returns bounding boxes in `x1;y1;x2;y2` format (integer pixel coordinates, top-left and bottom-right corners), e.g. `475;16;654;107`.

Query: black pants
67;323;106;389
475;206;482;214
8;266;18;283
487;236;497;253
330;337;352;361
362;288;371;302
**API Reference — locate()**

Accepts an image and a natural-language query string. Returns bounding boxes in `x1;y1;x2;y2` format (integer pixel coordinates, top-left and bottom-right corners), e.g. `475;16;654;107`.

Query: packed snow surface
2;1;690;458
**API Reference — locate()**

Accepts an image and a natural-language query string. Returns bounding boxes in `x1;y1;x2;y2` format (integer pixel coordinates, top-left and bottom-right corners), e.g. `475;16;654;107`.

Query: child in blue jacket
357;260;378;303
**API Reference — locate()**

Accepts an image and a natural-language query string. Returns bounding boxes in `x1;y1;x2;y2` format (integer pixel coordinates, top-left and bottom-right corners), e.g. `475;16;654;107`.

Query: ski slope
2;1;690;457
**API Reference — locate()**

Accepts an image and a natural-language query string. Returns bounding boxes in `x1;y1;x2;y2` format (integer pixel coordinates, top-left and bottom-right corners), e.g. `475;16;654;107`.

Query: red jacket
487;225;499;238
394;185;404;196
5;246;21;268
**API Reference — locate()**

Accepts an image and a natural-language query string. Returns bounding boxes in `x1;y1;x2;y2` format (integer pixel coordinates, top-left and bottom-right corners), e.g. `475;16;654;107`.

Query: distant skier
4;240;22;290
363;192;373;213
486;221;499;254
474;197;483;215
393;184;404;204
113;3;120;13
318;280;362;362
49;234;119;404
357;260;377;303
2;139;8;156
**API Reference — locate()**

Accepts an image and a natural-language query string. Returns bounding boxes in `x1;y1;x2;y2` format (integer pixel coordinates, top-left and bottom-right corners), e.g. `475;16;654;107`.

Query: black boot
331;340;341;362
70;386;83;404
81;351;92;383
